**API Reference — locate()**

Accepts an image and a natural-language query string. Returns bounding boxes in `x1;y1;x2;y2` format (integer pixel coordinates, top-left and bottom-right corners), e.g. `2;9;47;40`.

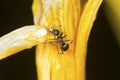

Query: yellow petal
75;0;103;79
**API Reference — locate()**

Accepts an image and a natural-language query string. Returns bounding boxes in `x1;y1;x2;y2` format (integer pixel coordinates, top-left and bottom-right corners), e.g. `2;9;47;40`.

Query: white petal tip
35;28;47;37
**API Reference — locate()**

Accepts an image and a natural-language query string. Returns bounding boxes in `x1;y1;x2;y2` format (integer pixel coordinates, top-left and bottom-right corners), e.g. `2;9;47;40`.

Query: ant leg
61;48;64;54
64;40;73;43
60;47;64;54
59;32;67;39
70;40;73;44
60;32;63;36
46;35;58;44
55;25;62;29
45;38;58;44
62;35;67;39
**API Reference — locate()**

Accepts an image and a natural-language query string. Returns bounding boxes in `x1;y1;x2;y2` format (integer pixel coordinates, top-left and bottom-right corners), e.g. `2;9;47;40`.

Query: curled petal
0;25;47;60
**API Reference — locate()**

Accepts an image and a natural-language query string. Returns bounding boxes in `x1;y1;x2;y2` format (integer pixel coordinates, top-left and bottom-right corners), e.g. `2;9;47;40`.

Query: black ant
49;28;72;54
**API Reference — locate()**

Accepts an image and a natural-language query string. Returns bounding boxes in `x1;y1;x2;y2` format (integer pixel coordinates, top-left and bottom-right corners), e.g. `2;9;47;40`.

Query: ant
49;27;72;54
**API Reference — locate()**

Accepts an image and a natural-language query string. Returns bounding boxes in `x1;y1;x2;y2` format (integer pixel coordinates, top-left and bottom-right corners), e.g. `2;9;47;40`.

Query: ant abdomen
61;43;69;51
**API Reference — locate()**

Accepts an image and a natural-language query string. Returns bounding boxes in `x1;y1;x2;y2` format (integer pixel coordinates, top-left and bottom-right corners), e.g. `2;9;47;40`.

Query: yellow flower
32;0;102;80
0;0;102;80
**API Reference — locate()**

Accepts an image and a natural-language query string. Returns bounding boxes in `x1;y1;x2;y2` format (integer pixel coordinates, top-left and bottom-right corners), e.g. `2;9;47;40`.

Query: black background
0;0;119;80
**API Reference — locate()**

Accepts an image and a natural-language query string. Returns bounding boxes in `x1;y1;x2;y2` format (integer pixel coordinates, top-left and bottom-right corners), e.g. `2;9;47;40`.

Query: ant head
50;28;59;35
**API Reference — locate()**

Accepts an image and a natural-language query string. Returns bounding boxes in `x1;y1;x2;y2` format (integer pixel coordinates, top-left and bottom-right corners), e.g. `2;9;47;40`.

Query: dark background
0;0;119;80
